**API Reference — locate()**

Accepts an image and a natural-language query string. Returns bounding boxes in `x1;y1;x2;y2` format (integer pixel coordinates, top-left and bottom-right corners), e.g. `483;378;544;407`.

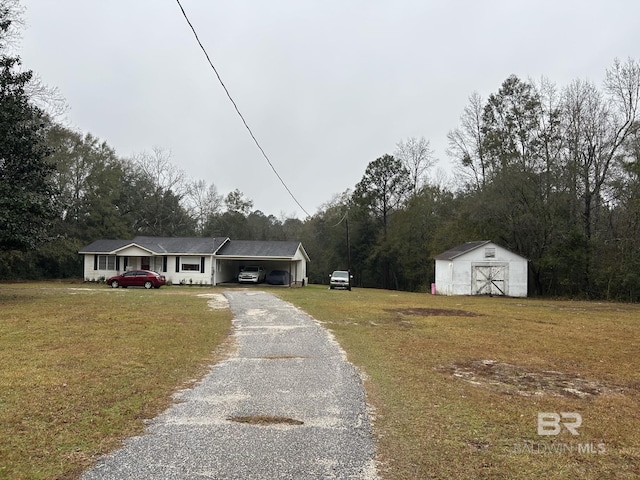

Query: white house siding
83;255;118;282
118;246;153;257
83;253;215;285
212;259;236;284
80;238;309;287
292;248;308;284
435;243;528;297
169;255;214;286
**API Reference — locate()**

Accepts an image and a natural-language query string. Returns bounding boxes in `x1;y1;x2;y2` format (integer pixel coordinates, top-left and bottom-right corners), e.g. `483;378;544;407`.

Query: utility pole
346;213;352;291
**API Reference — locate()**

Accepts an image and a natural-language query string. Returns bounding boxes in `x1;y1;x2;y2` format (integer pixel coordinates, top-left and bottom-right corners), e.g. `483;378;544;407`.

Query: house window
484;247;496;258
97;255;116;270
182;263;200;272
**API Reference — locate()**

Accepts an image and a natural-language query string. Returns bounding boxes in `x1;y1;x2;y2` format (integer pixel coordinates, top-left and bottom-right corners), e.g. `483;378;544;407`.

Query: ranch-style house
79;236;309;286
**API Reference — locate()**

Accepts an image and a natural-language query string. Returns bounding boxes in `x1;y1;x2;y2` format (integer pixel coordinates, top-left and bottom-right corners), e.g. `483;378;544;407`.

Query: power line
328;210;348;228
175;0;311;218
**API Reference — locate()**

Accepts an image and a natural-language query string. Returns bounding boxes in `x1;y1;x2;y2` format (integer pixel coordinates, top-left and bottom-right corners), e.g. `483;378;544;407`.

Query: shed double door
472;264;508;296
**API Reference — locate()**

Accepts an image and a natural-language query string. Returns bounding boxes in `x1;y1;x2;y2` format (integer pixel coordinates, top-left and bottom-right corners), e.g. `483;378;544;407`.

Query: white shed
434;241;528;297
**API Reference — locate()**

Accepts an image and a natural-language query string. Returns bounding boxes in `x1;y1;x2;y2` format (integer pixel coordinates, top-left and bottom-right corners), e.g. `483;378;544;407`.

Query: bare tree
561;58;640;292
0;1;67;118
394;136;435;195
134;147;186;197
24;74;67;119
129;147;191;235
185;179;223;234
0;0;23;52
533;76;564;190
447;91;487;190
605;57;640;123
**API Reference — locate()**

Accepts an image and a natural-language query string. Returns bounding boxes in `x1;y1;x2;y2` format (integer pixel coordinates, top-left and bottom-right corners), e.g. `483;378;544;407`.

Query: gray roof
78;239;134;254
131;236;228;254
79;237;229;255
216;240;309;260
434;240;492;260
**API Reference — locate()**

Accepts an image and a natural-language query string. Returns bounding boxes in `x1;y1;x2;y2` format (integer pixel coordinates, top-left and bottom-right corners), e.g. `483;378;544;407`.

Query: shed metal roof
434;240;492;260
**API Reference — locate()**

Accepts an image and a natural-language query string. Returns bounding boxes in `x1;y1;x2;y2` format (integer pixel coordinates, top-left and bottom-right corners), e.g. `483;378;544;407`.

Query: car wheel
144;281;153;289
111;280;119;288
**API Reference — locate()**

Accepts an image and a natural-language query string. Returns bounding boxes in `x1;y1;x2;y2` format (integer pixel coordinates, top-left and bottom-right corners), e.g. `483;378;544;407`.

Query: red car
107;270;166;289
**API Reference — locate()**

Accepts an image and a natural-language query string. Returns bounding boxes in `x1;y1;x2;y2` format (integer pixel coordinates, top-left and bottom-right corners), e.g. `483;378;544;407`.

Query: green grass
0;283;232;480
275;285;640;479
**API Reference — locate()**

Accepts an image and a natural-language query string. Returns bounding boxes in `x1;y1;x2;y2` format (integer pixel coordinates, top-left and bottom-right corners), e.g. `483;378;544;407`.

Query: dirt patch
228;415;304;426
439;360;623;398
196;293;229;310
386;308;484;317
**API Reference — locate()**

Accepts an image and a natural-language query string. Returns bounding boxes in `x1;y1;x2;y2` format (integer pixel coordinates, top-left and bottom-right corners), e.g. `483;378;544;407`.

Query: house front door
141;256;151;270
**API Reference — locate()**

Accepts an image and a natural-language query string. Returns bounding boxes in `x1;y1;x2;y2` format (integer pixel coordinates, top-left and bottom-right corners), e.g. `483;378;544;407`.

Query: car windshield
333;271;349;278
244;266;259;272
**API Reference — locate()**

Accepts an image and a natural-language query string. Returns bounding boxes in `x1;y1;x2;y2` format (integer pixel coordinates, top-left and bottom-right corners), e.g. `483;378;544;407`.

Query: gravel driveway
82;289;378;479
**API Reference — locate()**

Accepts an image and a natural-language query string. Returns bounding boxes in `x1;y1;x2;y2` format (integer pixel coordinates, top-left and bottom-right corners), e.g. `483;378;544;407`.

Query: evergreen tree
0;6;58;251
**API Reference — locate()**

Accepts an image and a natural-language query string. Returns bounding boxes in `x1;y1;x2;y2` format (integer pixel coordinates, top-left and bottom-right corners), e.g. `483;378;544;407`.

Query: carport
213;240;309;286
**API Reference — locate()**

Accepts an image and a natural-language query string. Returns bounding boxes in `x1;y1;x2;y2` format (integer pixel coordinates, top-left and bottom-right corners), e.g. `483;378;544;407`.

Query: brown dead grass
439;359;625;398
0;283;232;480
275;286;640;480
387;307;484;317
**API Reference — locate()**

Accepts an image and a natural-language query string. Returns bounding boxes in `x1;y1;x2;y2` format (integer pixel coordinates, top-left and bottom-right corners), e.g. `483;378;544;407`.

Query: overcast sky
18;1;640;219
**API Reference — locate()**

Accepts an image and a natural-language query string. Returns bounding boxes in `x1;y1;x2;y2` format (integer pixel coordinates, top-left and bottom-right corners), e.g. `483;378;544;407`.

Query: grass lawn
0;283;232;480
2;283;639;479
275;285;640;480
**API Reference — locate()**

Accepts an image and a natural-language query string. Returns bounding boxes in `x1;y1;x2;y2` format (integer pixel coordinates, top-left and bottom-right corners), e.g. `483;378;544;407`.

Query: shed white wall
435;244;528;297
434;259;453;295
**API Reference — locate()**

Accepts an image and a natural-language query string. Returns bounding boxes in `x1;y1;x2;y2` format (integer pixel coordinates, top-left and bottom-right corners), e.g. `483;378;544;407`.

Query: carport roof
216;240;309;260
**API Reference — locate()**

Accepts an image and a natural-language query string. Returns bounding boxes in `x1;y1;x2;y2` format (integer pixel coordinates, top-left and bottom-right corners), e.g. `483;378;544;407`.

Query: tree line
1;2;639;300
317;62;639;301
